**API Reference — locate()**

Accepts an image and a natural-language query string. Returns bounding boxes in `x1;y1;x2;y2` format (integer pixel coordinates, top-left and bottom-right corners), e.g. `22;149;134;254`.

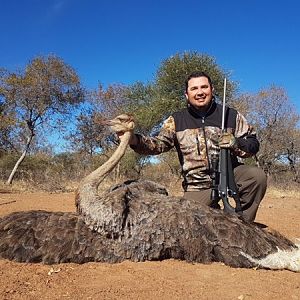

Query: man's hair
185;71;213;92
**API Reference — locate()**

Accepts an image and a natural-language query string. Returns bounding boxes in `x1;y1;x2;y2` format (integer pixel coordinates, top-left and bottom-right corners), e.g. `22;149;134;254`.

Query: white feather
241;240;300;272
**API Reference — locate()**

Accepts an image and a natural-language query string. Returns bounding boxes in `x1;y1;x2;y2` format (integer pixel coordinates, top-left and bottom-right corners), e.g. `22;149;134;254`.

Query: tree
235;86;300;181
71;83;133;156
0;100;16;153
0;55;84;184
88;83;132;118
285;129;300;183
124;82;158;134
68;108;108;157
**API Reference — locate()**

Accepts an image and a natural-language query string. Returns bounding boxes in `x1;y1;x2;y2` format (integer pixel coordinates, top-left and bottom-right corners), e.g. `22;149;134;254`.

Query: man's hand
102;114;138;146
117;131;138;145
218;132;237;149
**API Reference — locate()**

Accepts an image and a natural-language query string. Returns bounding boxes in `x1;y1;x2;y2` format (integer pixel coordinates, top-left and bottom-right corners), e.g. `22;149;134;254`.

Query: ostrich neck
81;131;131;189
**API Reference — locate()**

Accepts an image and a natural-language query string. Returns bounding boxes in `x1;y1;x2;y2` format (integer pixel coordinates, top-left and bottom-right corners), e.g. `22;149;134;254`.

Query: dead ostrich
0;114;299;271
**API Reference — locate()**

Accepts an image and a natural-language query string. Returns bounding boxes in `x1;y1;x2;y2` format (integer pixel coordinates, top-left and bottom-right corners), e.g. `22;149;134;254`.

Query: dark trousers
183;165;267;222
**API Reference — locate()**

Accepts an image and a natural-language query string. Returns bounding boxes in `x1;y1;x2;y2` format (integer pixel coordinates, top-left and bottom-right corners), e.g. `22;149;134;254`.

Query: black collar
187;99;217;119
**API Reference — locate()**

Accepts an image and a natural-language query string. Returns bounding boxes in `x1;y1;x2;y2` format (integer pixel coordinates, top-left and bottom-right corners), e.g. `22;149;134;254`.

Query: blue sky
1;0;300;113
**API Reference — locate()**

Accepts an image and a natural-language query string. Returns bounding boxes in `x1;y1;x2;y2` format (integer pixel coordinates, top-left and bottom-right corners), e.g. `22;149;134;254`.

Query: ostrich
0;114;299;271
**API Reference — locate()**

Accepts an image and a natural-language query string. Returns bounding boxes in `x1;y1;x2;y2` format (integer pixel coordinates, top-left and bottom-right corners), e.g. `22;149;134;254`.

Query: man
129;71;267;222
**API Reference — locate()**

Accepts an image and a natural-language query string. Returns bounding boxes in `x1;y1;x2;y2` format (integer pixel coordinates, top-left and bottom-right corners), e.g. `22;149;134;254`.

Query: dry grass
0;180;78;194
266;186;300;199
1;178;299;199
0;180;31;193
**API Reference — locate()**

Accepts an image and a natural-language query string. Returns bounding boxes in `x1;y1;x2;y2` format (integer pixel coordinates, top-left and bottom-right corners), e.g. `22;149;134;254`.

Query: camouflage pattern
132;111;257;191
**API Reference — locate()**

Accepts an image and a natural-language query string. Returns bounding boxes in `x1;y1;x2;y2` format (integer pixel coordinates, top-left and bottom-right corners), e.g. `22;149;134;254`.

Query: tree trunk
6;134;34;185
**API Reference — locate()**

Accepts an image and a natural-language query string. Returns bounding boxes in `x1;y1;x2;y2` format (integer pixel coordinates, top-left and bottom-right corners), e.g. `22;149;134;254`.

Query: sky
1;0;300;114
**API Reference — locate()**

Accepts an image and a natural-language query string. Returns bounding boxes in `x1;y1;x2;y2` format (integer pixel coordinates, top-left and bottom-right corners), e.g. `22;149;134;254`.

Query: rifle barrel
221;78;227;131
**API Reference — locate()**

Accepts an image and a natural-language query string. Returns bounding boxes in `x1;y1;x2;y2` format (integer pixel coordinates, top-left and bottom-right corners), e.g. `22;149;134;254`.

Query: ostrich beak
102;119;118;126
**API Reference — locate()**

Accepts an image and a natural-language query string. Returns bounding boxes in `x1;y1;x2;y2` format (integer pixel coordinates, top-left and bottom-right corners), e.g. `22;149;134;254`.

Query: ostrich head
104;114;135;137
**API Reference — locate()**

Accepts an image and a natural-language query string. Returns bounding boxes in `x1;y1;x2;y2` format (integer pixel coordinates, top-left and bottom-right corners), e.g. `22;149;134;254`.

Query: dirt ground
0;188;299;300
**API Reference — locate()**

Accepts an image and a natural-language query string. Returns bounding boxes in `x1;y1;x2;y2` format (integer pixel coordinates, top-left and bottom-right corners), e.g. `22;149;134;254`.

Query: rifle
210;78;242;216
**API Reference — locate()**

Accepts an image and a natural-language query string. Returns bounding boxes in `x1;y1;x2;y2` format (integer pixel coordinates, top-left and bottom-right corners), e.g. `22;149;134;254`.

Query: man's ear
184;92;188;100
211;86;215;97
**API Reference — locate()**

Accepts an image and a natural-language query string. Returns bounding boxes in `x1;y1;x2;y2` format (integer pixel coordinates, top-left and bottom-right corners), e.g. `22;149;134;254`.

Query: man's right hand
117;131;138;145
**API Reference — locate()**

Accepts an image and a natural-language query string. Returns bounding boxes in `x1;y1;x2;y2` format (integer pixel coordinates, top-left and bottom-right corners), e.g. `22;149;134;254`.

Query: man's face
185;76;213;110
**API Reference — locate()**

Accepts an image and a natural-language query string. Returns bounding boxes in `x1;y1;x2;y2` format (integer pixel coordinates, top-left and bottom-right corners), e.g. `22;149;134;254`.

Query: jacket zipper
196;135;201;155
201;116;211;170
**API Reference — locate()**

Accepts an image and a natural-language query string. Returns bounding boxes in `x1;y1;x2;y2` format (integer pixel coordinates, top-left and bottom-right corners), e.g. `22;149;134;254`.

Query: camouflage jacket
131;101;259;191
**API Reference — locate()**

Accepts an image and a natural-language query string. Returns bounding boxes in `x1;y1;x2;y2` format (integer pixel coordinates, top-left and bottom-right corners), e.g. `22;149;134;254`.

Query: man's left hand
219;132;237;149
